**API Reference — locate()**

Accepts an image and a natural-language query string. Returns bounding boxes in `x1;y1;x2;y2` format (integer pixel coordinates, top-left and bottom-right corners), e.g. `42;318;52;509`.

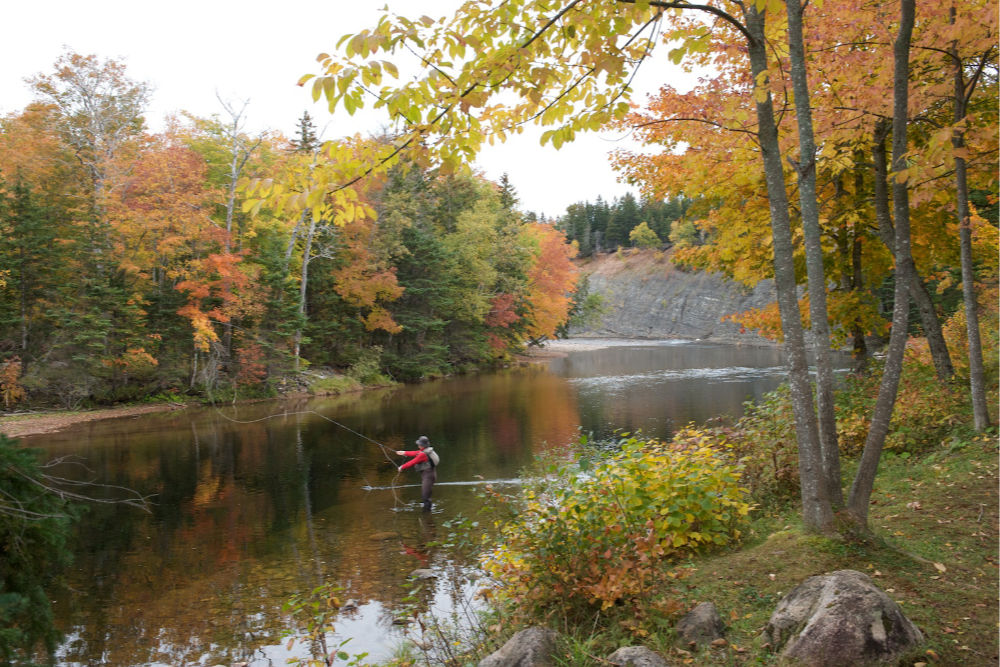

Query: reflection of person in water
396;435;439;511
401;512;437;566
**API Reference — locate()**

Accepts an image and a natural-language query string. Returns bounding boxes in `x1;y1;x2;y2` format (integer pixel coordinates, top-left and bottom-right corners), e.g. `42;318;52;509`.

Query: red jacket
399;450;431;471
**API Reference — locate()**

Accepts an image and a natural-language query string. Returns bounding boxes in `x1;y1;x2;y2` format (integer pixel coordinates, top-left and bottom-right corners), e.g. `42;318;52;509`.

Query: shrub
480;437;749;620
347;346;391;385
837;348;971;455
0;435;74;664
697;389;801;503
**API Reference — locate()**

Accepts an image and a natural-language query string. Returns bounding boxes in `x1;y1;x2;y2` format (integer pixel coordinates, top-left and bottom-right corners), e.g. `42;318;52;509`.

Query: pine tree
291;111;320;153
497;172;518;210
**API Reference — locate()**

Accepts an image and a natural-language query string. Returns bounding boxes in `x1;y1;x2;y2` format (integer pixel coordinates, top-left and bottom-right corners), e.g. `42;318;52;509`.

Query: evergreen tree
605;193;641;248
497;172;518;210
291;111;320;153
587;197;610;253
0;435;75;664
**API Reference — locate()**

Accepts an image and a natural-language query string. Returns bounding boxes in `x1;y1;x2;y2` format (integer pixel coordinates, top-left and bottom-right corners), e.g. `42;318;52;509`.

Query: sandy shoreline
0;403;188;439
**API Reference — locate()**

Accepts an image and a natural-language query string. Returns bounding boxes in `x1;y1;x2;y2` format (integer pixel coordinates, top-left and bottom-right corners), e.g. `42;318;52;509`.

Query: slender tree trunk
851;219;868;369
949;19;992;430
871;122;955;381
848;165;869;369
785;0;842;506
190;345;199;389
834;175;869;372
293;211;318;372
284;210;307;274
848;0;916;527
746;6;833;534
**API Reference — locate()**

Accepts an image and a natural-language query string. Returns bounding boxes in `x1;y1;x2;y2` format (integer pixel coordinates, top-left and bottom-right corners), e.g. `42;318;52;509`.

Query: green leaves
481;434;750;615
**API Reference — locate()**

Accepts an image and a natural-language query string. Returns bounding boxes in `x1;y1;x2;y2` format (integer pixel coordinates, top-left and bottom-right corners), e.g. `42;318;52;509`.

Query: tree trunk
284;210;307;274
785;0;842;507
949;15;992;431
294;210;319;372
746;6;833;534
871;122;955;381
851;220;868;369
848;0;916;527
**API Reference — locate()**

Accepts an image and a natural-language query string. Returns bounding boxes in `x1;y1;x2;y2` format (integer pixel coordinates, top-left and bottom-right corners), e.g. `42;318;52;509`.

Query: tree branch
618;0;756;46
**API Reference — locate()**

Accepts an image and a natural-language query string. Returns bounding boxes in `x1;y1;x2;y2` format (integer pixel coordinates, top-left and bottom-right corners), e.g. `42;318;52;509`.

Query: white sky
1;0;696;218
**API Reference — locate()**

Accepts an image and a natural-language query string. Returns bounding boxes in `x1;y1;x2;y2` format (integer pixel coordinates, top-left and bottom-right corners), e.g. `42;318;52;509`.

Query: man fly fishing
396;435;439;511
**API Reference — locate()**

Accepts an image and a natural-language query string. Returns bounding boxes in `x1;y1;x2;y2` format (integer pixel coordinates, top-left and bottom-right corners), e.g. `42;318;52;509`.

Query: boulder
478;626;559;667
762;569;923;666
369;531;399;540
675;601;725;646
607;645;672;666
410;568;437;580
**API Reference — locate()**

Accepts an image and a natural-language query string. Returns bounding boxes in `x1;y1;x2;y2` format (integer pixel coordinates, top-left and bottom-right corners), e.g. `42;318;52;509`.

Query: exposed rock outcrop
478;626;559;667
762;569;923;666
570;250;775;343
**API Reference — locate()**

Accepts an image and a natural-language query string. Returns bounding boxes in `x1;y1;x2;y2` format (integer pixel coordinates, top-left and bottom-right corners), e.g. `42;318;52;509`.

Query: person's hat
416;435;430;448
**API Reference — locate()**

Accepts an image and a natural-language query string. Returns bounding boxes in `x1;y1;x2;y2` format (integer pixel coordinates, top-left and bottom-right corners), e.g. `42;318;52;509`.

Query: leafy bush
480;437;749;620
0;435;74;664
681;390;801;504
837;349;971;455
347;346;392;385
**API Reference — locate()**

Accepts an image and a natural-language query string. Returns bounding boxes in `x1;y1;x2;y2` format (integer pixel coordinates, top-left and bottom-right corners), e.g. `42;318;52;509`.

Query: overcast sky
2;1;696;217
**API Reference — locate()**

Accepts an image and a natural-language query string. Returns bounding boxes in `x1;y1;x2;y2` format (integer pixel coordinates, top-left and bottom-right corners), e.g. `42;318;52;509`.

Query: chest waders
417;447;438;511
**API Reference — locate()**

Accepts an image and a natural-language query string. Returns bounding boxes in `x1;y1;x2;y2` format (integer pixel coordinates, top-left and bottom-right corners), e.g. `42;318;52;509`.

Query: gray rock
478;626;559;667
675;601;725;645
410;568;437;580
570;252;776;343
762;569;923;666
607;645;671;666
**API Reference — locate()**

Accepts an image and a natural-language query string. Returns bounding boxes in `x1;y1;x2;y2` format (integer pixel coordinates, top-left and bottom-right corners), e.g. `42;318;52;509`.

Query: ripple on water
568;365;788;391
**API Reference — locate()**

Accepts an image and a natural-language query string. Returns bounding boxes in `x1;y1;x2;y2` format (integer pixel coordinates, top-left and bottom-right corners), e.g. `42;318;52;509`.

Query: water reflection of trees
49;406;492;664
45;365;585;664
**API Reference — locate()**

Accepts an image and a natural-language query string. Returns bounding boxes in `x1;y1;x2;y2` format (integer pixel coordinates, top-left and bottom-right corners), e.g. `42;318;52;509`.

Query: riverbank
470;429;998;666
0;363;405;439
434;352;999;667
0;403;189;439
0;339;662;438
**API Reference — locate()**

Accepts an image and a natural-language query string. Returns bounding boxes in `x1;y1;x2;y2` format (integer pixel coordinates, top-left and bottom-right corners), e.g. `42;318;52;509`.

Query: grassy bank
629;432;998;666
464;434;998;667
388;356;999;667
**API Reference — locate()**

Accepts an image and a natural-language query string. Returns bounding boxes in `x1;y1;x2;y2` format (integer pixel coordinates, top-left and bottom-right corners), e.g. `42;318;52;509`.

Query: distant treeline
0;53;578;408
554;193;698;256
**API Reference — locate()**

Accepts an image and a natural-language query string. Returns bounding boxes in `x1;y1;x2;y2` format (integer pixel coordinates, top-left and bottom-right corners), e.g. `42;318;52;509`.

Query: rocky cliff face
570;250;776;343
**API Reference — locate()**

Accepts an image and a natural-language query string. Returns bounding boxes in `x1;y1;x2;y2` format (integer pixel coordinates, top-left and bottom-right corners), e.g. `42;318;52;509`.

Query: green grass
308;375;362;394
544;430;999;666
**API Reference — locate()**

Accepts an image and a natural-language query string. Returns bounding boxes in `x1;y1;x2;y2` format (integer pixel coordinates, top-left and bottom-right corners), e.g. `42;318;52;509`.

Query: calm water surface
28;340;802;666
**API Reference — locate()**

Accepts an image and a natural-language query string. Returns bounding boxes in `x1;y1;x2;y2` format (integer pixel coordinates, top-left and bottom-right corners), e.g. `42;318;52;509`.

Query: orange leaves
108;138;215;283
486;293;520;329
175;251;261;351
0;357;26;408
522;223;578;340
330;219;404;334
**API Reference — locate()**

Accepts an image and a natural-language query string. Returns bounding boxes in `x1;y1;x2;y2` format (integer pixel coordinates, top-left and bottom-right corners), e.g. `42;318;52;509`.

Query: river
26;339;801;666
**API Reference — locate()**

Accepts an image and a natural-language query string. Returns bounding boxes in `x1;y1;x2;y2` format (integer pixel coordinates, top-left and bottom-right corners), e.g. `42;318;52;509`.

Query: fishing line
213;408;407;506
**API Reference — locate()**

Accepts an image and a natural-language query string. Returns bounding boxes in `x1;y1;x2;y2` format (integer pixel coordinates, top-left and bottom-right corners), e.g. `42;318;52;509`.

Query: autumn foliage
0;53;582;404
481;435;749;622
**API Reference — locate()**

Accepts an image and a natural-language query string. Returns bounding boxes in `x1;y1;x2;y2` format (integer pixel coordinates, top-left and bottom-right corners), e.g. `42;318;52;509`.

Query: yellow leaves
753;70;771;104
481;434;750;614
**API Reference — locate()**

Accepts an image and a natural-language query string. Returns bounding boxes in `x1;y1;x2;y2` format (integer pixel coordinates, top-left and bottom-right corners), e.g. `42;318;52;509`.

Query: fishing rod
213;408;409;506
